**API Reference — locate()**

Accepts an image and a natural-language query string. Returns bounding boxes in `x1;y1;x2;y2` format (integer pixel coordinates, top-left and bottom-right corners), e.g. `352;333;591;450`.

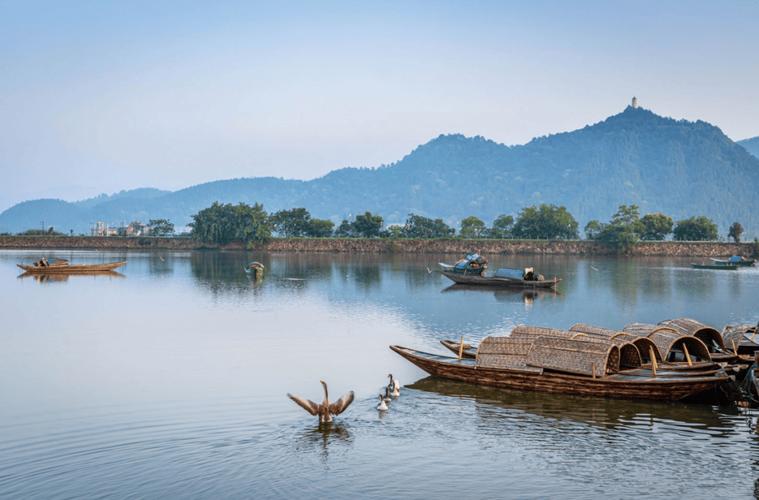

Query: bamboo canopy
722;324;759;354
567;324;643;368
510;325;586;341
525;337;621;377
476;336;542;372
659;318;725;352
569;323;662;368
623;323;711;362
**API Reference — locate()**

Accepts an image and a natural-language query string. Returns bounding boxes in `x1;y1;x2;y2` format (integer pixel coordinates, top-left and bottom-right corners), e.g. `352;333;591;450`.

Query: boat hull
391;345;728;401
17;261;126;274
441;271;560;289
691;264;737;270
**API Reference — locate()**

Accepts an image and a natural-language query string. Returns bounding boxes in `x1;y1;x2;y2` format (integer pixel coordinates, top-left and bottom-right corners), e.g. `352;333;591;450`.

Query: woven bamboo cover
476;336;542;372
659;318;725;350
525;337;620;377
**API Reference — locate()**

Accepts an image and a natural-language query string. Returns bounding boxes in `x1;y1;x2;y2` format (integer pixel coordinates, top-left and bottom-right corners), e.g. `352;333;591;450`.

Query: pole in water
458;335;465;360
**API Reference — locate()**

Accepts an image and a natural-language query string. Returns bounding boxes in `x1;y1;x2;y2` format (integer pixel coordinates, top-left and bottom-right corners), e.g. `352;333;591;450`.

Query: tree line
188;201;748;247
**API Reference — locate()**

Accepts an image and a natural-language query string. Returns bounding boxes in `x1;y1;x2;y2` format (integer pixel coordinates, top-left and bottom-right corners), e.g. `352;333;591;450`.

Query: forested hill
2;106;759;235
738;137;759;159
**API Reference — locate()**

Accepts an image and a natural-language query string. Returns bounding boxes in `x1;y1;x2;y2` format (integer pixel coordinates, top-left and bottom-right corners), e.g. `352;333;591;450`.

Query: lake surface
1;250;758;499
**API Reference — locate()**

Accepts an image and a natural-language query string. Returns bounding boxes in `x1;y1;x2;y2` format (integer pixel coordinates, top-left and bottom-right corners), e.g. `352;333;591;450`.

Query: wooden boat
691;263;737;270
17;260;126;274
441;270;561;289
710;256;755;267
390;344;729;401
244;261;265;279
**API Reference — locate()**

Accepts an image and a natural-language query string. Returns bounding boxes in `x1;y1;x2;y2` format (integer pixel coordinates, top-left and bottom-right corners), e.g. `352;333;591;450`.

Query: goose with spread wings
287;380;355;423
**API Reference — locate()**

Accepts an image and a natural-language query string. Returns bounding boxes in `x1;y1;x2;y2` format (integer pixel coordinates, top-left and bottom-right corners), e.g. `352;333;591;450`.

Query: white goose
376;394;388;411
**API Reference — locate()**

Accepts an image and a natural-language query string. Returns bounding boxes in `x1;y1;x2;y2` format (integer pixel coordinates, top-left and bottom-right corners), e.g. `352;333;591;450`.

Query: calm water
1;250;758;499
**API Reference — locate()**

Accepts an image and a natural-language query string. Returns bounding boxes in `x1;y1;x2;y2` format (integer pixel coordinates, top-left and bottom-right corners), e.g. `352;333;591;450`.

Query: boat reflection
441;284;560;305
407;376;737;430
17;271;125;283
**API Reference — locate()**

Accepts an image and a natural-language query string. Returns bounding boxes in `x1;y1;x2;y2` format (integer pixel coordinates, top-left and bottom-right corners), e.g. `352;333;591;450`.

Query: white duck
387;373;401;397
377;394;388;411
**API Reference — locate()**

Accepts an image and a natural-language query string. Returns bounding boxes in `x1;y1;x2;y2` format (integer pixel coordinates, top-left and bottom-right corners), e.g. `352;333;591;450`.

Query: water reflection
407;377;737;430
292;423;353;461
441;284;559;306
17;271;125;283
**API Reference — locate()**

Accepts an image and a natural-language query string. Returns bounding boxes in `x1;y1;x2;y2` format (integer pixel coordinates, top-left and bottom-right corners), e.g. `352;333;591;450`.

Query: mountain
738;136;759;159
2;106;759;236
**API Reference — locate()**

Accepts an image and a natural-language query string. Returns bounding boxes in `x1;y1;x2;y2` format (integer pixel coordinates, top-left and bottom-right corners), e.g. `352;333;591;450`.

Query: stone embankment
0;235;754;257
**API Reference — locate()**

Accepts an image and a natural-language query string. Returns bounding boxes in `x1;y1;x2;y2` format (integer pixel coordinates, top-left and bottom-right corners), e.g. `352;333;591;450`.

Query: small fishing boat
439;254;560;289
710;255;755;267
390;343;729;402
17;259;126;274
244;261;265;279
690;263;738;270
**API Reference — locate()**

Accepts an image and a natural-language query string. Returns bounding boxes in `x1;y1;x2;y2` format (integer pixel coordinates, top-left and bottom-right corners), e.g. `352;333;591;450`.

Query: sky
1;0;758;211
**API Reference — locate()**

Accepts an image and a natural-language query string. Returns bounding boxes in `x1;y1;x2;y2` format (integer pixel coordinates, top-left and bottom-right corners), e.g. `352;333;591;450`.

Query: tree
596;223;639;252
148;218;175;236
673;216;718;241
589;205;656;252
402;214;455;238
609;204;643;231
584;220;604;240
459;216;486;238
190;202;271;244
489;214;514;239
270;208;312;237
512;204;578;240
728;222;744;243
306;218;334;237
640;213;673;241
335;219;354;237
352;212;383;238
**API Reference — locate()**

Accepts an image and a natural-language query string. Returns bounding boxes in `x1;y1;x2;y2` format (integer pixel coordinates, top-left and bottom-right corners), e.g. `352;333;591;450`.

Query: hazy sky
1;1;757;210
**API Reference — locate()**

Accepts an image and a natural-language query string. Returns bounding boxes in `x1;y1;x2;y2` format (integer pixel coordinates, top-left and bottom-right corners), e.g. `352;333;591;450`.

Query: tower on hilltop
631;96;638;109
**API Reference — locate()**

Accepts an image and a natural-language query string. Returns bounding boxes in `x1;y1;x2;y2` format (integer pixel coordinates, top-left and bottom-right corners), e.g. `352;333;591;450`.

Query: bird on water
287;380;354;423
387;374;401;397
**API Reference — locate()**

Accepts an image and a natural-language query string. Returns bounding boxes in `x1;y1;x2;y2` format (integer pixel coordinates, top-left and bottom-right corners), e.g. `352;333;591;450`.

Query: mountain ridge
738;136;759;159
2;106;759;236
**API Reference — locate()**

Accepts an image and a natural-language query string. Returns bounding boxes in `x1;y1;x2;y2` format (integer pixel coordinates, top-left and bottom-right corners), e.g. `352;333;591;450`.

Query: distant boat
690;263;738;270
709;255;755;267
244;261;265;279
17;259;126;274
439;253;560;289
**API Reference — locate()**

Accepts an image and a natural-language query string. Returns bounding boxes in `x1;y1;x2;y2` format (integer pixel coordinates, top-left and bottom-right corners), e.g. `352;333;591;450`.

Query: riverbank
0;235;754;256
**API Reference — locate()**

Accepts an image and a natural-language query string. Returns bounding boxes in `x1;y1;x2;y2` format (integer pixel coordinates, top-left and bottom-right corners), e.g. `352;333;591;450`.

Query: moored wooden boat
441;271;561;289
17;260;126;274
390;345;729;401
